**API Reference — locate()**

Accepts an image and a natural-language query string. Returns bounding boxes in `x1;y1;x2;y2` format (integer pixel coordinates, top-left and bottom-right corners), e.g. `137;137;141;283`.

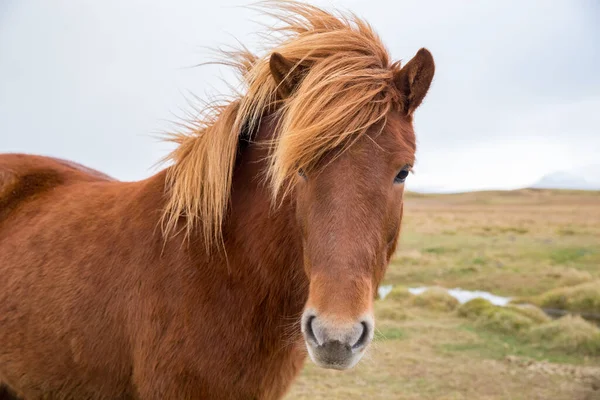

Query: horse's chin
305;341;366;370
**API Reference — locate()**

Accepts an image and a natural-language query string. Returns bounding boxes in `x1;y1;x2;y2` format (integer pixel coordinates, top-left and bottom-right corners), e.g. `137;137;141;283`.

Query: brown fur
0;2;434;399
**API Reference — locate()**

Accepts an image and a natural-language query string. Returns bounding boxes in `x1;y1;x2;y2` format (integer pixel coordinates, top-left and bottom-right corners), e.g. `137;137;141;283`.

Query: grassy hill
287;189;600;399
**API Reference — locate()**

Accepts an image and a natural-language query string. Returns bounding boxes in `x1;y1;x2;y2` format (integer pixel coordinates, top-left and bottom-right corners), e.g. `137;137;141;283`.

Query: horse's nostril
304;315;318;345
352;321;370;349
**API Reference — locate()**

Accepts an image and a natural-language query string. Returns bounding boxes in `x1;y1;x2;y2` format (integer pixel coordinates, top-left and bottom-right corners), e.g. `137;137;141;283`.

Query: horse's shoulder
0;153;115;214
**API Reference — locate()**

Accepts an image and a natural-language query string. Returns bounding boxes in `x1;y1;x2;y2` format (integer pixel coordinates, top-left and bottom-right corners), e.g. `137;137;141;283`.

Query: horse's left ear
393;48;435;115
269;52;305;99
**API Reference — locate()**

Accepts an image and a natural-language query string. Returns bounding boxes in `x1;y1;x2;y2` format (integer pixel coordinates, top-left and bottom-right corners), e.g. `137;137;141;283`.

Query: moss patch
529;281;600;314
410;287;459;312
458;299;541;334
526;315;600;356
385;286;413;303
507;304;551;324
475;306;536;334
457;298;494;318
457;298;600;357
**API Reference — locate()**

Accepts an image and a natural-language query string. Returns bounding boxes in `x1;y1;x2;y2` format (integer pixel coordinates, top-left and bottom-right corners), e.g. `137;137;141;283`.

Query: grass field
286;189;600;400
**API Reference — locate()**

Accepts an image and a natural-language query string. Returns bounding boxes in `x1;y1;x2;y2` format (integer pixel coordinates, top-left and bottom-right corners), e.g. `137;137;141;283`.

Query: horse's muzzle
301;311;373;369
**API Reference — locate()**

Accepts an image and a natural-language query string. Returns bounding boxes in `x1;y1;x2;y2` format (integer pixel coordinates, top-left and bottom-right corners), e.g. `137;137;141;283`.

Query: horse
0;2;434;399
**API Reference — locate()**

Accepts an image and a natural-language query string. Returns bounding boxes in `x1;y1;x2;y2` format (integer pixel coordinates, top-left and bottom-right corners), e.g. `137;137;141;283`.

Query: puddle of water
446;287;511;306
379;285;512;306
378;284;394;300
379;285;600;324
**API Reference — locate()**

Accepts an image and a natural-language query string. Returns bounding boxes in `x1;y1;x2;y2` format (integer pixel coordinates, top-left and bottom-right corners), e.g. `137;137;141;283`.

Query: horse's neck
222;116;307;324
148;113;307;335
141;118;307;390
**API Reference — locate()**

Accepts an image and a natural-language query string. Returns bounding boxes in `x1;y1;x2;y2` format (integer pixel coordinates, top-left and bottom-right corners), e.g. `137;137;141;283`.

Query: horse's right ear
393;48;435;116
269;52;305;99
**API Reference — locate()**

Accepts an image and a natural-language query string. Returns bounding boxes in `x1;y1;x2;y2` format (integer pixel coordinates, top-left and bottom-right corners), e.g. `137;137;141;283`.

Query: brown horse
0;2;434;399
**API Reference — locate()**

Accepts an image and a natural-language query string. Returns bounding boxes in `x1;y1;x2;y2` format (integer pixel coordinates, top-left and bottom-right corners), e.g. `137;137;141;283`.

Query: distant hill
405;165;600;194
531;165;600;191
404;188;600;209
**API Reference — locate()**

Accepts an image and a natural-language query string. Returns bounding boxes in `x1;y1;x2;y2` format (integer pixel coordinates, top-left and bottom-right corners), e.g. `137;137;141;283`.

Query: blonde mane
161;1;403;246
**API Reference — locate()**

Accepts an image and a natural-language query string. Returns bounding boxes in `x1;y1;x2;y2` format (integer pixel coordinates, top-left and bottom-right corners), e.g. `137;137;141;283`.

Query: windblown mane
161;1;403;246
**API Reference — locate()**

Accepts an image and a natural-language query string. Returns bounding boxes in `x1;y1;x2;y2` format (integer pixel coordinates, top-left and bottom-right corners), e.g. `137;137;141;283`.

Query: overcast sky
1;0;599;192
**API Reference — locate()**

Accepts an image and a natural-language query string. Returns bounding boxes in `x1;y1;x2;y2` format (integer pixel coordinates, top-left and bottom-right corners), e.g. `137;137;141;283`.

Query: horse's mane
161;1;402;246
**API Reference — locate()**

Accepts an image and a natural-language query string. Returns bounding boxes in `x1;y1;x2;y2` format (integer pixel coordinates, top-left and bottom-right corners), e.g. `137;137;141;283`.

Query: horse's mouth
304;338;367;370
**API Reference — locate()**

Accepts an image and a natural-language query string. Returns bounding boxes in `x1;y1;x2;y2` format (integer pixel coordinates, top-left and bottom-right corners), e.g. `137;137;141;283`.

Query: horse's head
162;2;435;372
269;48;435;369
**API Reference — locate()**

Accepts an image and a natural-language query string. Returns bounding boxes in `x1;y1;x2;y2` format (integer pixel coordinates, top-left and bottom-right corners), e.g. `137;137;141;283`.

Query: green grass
550;247;595;264
375;327;406;341
440;325;590;365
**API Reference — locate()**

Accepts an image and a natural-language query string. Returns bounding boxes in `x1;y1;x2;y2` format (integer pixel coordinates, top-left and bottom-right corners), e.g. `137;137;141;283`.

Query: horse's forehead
346;113;416;162
378;112;416;152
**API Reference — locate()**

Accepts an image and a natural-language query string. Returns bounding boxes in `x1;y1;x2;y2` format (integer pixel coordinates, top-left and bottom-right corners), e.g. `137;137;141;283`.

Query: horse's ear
269;52;305;99
393;48;435;115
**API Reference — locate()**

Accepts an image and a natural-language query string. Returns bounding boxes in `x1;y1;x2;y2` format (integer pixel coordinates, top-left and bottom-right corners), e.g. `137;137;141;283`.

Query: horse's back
0;154;114;220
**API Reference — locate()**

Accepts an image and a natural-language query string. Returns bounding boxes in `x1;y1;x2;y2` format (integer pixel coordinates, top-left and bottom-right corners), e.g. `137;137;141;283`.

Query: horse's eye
298;169;307;180
394;167;410;184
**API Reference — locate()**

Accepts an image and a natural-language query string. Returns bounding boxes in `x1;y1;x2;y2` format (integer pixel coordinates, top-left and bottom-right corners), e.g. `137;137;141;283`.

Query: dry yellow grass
287;307;600;399
527;315;600;356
